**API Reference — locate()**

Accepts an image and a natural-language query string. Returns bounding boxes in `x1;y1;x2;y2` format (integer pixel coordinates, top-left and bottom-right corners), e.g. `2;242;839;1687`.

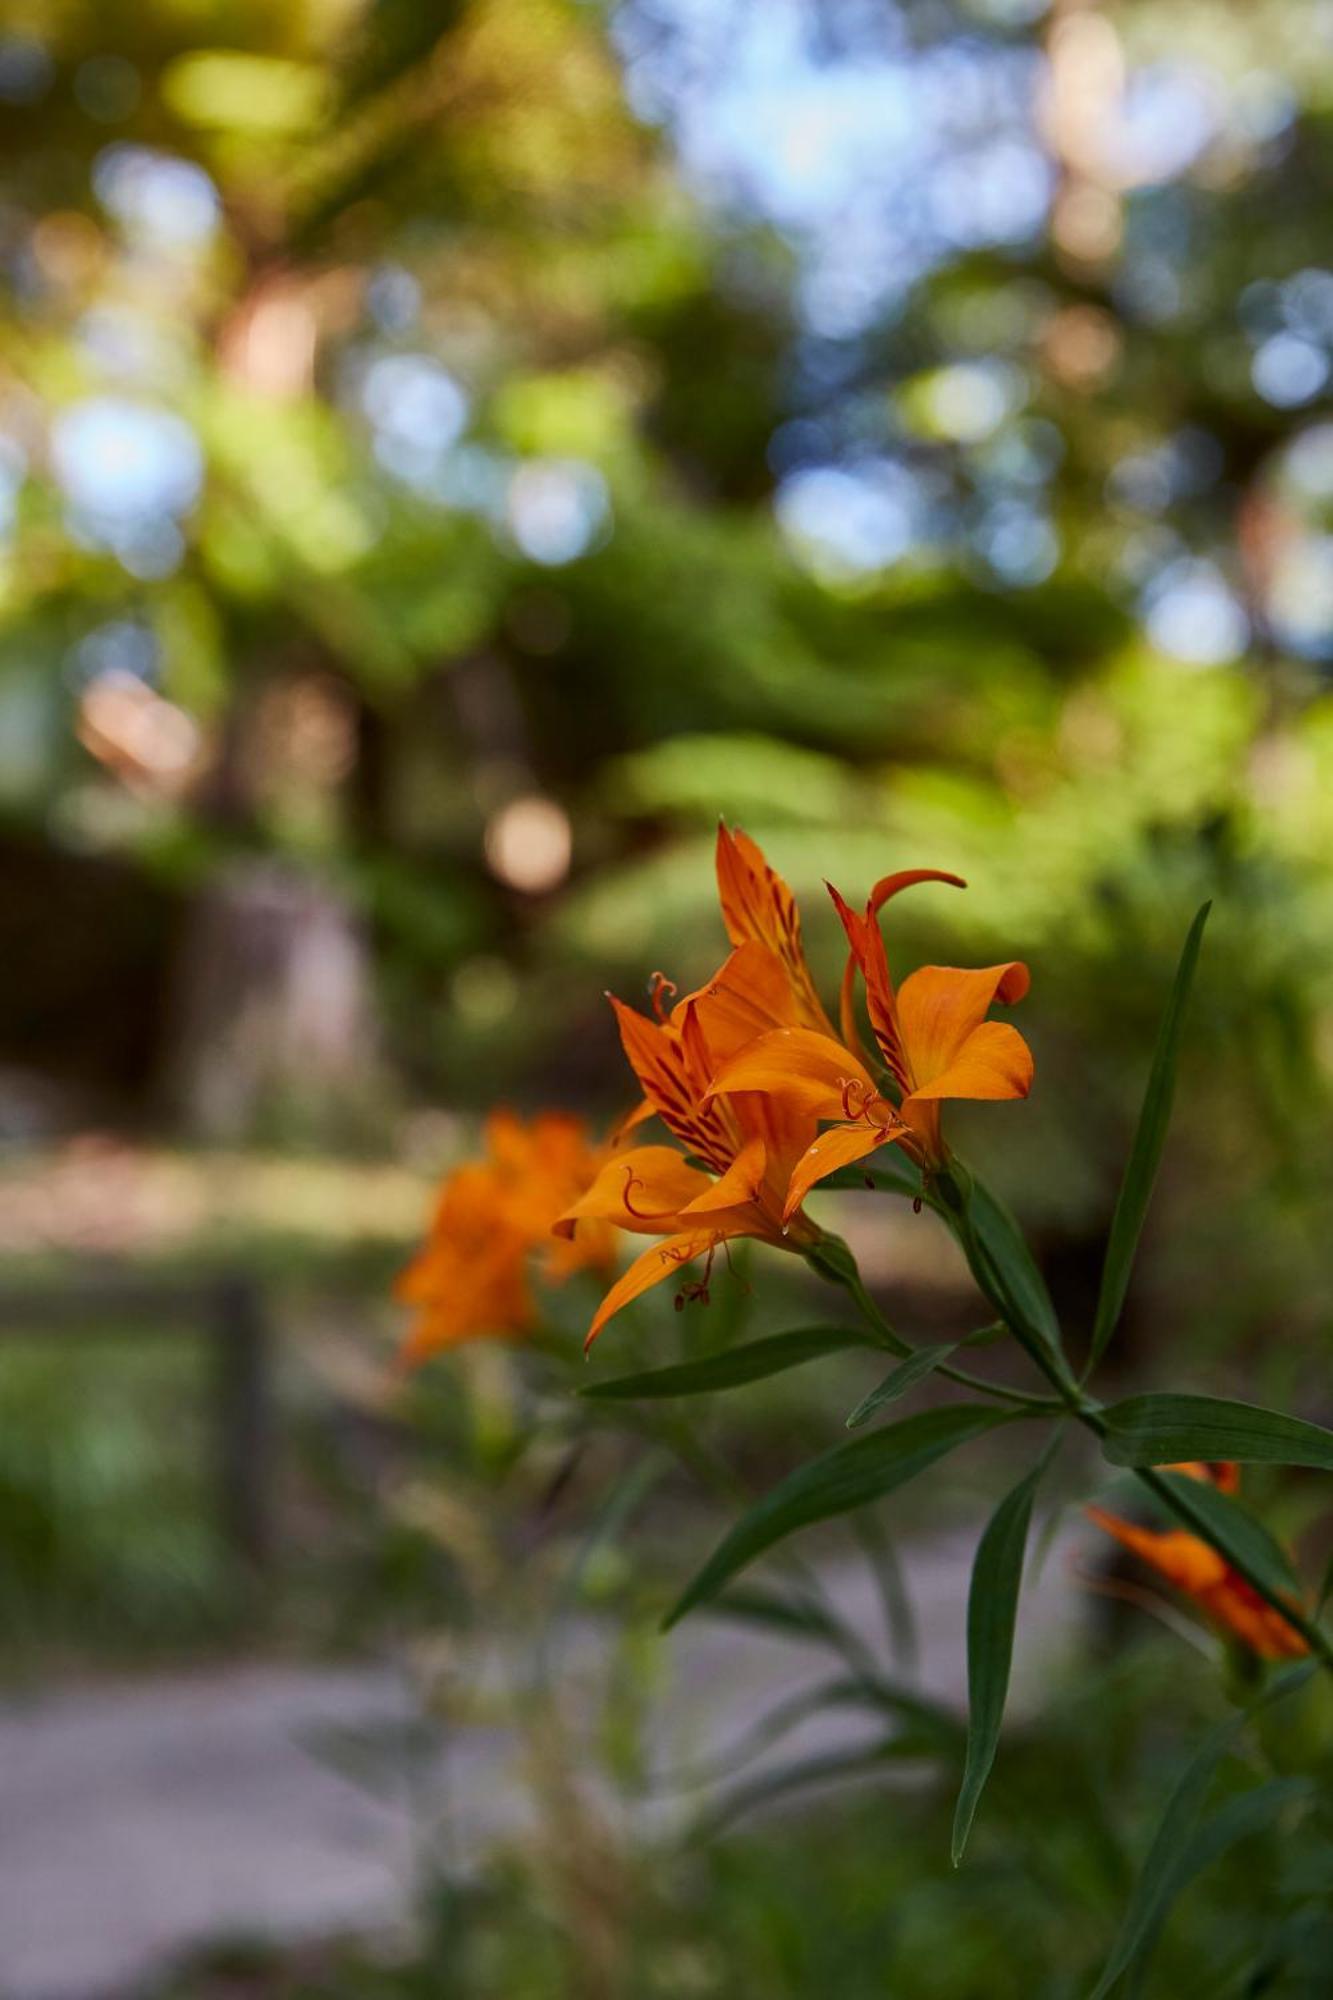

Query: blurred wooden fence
0;1271;273;1569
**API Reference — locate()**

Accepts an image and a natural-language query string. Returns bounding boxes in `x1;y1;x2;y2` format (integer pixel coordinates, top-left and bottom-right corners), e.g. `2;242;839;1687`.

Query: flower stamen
648;971;678;1022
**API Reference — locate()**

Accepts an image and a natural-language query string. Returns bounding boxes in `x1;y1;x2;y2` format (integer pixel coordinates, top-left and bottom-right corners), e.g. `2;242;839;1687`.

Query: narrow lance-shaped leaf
851;1506;920;1673
951;1435;1060;1865
1117;1778;1314;1999
670;1666;959;1796
581;1324;872;1400
952;1174;1064;1370
707;1583;853;1653
1102;1394;1333;1473
846;1344;958;1429
1089;1664;1314;2000
664;1405;1016;1630
695;1734;940;1841
1088;903;1210;1374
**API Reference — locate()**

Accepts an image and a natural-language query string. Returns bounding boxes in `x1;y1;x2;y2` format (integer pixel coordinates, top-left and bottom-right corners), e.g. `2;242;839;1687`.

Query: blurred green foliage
1;0;1330;1356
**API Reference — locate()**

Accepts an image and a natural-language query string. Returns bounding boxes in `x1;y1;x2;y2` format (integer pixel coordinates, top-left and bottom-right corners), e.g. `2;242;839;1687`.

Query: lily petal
830;871;966;1082
715;824;831;1032
868;868;967;915
903;1020;1033;1105
707;1027;877;1122
1087;1507;1307;1659
828;883;905;1081
689;940;807;1066
783;1121;904;1221
894;962;1031;1095
608;994;730;1168
1087;1508;1229;1592
680;1136;767;1217
586;1227;725;1347
1165;1461;1241;1494
554;1145;713;1238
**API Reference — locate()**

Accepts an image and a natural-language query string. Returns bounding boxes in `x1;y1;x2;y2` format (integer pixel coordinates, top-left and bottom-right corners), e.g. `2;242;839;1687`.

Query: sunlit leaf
1087;903;1210;1375
1102;1394;1333;1472
664;1405;1015;1628
581;1325;871;1399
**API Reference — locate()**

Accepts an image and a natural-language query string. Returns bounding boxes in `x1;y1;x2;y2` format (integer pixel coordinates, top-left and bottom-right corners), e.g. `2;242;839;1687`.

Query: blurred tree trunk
163;860;386;1146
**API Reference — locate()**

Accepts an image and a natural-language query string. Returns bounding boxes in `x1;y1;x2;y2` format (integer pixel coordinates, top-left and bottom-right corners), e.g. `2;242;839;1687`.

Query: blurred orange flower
396;1110;615;1365
1164;1460;1241;1493
1088;1463;1308;1660
557;827;832;1346
709;867;1033;1213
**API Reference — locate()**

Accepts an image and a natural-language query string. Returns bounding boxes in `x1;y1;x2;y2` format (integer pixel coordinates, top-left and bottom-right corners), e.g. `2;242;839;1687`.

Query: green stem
815;1209;1333;1682
828;1251;1065;1416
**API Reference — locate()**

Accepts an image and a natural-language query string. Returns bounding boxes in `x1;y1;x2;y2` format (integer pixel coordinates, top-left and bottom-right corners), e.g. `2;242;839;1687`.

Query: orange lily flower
708;869;1033;1217
557;828;834;1346
1087;1463;1308;1661
396;1110;615;1365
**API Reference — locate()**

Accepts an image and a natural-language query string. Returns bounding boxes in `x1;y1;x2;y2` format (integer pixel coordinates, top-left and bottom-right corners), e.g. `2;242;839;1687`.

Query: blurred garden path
0;1528;1086;1999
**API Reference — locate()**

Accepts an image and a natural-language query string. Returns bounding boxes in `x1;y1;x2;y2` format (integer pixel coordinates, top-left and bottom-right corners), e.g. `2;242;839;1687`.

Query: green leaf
673;1668;958;1797
1118;1778;1315;1999
960;1176;1064;1367
1102;1394;1333;1472
951;1438;1058;1865
1087;903;1210;1374
707;1583;852;1652
659;1675;903;1797
1155;1473;1300;1600
846;1344;958;1428
581;1324;871;1399
1089;1664;1314;2000
851;1507;919;1672
694;1734;942;1839
664;1405;1015;1629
